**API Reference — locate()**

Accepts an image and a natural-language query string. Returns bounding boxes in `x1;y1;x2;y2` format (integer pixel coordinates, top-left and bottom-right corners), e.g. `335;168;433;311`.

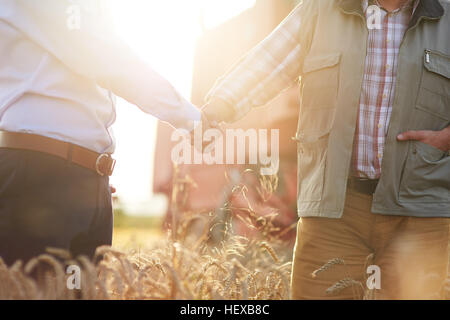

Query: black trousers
0;148;113;265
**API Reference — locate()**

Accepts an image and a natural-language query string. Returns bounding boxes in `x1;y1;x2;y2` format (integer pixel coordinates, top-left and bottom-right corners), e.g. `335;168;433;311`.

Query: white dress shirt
0;0;200;153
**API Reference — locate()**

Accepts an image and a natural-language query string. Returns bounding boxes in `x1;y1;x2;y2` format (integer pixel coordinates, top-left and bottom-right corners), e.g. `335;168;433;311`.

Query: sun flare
107;0;256;215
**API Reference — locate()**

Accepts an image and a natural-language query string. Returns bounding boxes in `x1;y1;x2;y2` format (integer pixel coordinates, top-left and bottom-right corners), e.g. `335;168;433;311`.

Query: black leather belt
348;177;379;195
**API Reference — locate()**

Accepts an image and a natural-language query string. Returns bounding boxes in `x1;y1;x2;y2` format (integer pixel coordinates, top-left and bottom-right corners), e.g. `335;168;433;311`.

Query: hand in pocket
397;127;450;152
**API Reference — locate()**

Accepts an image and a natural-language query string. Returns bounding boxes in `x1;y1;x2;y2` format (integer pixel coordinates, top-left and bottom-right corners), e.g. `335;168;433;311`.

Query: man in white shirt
0;0;200;265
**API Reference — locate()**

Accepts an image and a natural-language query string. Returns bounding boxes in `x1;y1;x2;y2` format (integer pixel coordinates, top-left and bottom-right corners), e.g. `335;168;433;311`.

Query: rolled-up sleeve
4;0;200;130
206;0;317;122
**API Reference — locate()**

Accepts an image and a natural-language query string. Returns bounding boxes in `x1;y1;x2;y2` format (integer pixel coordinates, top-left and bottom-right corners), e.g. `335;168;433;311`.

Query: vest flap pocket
296;129;330;203
303;53;341;74
424;50;450;80
415;50;450;127
415;141;448;163
294;130;330;145
399;141;450;203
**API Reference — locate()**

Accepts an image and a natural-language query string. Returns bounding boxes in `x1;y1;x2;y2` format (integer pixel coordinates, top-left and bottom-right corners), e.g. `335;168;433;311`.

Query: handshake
178;95;280;177
188;98;235;151
200;98;235;129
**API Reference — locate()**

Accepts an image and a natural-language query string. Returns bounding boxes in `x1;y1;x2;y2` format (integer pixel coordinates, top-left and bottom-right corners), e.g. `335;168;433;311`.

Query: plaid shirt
207;0;418;179
352;0;418;179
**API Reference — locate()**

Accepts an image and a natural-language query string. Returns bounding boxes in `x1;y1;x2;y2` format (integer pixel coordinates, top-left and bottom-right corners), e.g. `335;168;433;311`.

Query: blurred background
107;0;301;247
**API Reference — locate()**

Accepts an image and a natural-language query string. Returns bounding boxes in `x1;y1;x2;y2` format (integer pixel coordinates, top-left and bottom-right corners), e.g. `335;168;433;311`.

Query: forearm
100;53;201;130
205;1;315;123
10;0;200;130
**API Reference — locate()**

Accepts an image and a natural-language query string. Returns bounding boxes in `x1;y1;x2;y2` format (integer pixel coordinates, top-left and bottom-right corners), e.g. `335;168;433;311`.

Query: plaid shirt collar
338;0;444;22
363;0;419;15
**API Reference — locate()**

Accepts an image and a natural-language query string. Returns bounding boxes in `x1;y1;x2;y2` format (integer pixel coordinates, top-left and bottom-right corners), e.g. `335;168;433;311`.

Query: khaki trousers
291;188;449;300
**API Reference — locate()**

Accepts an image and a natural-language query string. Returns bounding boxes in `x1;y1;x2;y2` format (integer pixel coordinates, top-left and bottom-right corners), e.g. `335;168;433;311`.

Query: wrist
443;126;450;151
203;97;235;123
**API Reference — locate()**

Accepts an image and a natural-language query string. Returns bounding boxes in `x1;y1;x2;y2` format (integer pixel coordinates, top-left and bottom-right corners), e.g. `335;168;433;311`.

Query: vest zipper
425;50;431;63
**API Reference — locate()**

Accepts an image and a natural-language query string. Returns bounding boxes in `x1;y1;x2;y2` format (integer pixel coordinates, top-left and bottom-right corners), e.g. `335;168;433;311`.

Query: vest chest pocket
298;53;341;134
414;49;450;131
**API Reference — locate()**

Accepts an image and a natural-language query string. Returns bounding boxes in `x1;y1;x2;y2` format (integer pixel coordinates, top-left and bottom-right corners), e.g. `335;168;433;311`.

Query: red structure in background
153;0;300;244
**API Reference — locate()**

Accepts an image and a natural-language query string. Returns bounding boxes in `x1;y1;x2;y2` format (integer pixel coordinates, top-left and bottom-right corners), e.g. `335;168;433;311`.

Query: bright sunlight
108;0;256;215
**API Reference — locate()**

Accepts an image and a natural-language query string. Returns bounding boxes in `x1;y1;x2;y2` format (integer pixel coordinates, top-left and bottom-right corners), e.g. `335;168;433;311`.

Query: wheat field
0;222;293;300
0;169;296;300
0;168;448;300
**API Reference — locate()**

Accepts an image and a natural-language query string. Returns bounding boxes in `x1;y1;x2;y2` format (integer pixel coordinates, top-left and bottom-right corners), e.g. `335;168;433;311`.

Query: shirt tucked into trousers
0;0;200;264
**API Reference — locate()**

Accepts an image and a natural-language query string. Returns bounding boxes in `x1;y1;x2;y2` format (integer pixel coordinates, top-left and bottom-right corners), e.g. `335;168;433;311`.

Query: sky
108;0;256;215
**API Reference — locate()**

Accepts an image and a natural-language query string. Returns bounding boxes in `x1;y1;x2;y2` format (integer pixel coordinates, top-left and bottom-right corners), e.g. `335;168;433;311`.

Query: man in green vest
203;0;450;299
